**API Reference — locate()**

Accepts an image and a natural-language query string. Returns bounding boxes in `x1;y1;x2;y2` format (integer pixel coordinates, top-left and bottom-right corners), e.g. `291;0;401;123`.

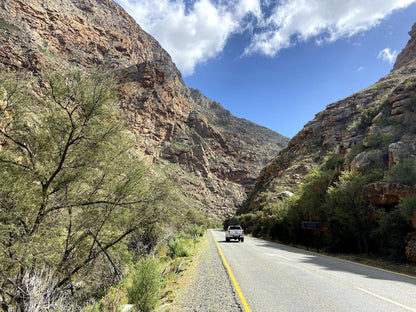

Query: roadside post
301;221;321;252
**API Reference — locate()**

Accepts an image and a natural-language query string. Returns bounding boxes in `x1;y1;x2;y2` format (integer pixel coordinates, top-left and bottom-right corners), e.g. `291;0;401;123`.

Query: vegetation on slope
227;71;416;263
228;132;416;261
0;69;214;311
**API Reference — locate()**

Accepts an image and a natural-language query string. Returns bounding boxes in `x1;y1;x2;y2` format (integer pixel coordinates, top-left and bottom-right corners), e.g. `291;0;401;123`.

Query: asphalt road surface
211;229;416;312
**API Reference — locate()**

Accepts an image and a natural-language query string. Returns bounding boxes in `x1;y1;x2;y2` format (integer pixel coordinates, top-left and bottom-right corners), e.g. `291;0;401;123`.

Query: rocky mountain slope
0;0;288;218
246;22;416;209
243;22;416;260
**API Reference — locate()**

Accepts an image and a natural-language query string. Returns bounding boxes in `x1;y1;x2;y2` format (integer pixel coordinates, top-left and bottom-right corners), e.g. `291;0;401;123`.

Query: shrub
127;257;161;312
373;209;411;261
185;224;205;238
386;158;416;186
100;286;128;312
167;237;189;258
0;17;20;31
398;195;416;222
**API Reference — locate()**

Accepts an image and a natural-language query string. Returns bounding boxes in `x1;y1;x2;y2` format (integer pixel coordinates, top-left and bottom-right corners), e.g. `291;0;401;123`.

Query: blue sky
115;0;416;138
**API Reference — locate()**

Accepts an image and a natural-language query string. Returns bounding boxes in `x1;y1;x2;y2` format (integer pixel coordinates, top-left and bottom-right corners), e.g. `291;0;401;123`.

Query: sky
115;0;416;138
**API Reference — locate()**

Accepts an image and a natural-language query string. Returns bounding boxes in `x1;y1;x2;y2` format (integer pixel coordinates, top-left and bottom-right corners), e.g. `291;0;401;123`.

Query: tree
0;69;173;309
327;171;375;253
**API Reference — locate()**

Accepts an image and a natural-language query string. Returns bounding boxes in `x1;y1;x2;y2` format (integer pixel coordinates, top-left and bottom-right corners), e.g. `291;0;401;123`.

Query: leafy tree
327;171;375;253
386;158;416;186
0;69;173;309
398;194;416;222
374;209;411;261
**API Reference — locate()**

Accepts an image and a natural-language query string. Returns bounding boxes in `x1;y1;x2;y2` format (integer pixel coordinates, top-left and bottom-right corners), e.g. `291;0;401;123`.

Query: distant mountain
242;22;416;261
0;0;288;218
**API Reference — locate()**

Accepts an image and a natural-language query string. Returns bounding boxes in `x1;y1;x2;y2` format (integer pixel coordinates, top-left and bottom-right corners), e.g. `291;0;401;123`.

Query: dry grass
157;234;209;312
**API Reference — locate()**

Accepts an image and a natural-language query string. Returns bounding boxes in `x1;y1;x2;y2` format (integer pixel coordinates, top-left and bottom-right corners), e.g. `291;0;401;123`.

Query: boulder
388;141;415;167
405;232;416;262
350;152;371;172
367;183;416;206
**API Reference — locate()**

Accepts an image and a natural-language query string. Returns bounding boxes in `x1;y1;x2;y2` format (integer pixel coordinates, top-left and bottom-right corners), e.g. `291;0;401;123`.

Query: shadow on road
253;239;416;286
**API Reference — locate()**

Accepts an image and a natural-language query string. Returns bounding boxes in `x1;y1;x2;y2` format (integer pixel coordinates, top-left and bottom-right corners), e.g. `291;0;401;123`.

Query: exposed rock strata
0;0;288;218
245;22;416;260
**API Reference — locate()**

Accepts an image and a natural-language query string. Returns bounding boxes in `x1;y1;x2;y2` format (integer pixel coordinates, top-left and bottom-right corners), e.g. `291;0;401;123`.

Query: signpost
301;221;321;252
301;221;321;230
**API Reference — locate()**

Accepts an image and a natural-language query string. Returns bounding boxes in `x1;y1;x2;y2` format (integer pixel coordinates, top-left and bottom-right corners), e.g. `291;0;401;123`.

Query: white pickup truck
225;225;244;242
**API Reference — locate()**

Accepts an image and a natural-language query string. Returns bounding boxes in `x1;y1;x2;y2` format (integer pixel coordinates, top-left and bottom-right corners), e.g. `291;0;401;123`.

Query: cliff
246;23;416;210
0;0;288;218
243;21;416;260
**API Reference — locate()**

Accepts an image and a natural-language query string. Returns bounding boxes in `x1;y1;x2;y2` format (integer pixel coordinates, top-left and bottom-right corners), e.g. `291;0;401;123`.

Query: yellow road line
211;230;252;312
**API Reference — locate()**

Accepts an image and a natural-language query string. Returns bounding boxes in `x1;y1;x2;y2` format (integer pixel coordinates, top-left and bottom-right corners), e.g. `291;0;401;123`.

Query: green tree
0;69;173;309
386;158;416;186
327;171;374;253
375;209;411;261
398;194;416;222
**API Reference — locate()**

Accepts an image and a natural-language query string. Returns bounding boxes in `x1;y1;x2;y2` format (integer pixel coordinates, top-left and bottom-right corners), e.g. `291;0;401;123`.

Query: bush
386;158;416;186
100;286;128;312
373;209;411;262
167;237;189;258
398;195;416;222
185;224;205;238
127;257;161;312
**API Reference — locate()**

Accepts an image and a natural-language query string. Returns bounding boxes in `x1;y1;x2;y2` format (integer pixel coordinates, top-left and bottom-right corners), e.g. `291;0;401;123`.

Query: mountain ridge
0;0;288;218
240;21;416;261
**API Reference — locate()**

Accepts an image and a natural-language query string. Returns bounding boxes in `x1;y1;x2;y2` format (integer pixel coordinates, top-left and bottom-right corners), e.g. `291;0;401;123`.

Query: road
211;229;416;312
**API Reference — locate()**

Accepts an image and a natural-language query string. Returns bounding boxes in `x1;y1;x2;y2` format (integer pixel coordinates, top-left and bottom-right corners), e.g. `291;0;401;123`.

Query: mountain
0;0;288;218
246;22;416;209
241;22;416;261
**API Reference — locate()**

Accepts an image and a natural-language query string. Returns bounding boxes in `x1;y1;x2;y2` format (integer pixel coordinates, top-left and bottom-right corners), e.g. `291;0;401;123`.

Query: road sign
301;221;321;230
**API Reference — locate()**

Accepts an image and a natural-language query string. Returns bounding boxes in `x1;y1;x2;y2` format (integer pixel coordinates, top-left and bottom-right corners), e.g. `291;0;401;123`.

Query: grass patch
158;233;208;312
0;17;20;31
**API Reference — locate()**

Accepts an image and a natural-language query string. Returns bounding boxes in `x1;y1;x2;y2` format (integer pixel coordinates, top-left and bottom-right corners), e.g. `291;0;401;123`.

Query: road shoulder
159;230;243;312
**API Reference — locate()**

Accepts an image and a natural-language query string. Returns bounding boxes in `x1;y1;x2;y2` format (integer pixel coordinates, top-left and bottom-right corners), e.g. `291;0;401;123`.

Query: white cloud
116;0;261;76
244;0;416;56
116;0;416;76
378;48;399;64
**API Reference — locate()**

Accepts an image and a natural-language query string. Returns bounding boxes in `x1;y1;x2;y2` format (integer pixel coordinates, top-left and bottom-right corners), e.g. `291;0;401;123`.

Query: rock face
0;0;288;218
247;24;416;208
245;21;416;260
406;232;416;262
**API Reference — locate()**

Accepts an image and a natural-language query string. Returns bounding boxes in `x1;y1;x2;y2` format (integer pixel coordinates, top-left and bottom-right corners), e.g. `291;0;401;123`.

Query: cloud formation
244;0;416;56
117;0;261;75
378;48;399;64
116;0;416;76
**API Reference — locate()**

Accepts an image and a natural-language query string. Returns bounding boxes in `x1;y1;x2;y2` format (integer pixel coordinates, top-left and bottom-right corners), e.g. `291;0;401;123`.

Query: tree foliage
386;158;416;186
327;171;374;253
0;69;174;309
233;152;412;258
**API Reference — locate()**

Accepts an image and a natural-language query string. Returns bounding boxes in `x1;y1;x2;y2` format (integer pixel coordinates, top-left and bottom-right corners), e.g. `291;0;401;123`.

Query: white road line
277;254;291;261
265;253;291;261
356;287;416;312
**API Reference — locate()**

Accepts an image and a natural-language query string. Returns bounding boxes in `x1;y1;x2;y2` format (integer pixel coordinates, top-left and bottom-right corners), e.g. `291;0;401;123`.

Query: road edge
211;230;252;312
256;237;416;281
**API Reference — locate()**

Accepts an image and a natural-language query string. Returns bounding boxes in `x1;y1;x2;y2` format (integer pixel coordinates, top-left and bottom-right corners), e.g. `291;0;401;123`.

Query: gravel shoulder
162;230;243;312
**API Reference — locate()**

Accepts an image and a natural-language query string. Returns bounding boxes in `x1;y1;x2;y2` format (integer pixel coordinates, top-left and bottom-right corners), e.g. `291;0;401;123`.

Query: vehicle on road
225;225;244;242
